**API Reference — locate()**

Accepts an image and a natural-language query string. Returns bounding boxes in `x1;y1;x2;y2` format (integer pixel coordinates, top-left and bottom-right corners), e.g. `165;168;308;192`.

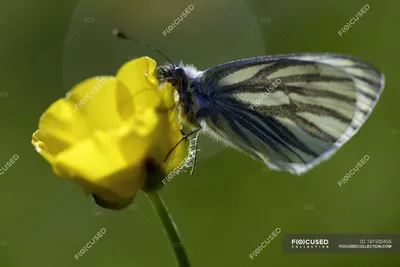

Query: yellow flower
32;57;188;209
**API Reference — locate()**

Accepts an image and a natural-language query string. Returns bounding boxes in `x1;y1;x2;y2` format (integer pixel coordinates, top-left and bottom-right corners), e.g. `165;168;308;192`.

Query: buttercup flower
32;57;188;209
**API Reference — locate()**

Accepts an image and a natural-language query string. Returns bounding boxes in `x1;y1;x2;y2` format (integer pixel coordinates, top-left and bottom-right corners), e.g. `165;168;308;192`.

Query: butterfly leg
164;127;202;163
190;131;201;175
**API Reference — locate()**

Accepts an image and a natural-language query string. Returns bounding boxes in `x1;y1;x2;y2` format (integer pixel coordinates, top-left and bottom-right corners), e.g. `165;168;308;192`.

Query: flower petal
31;56;190;200
117;56;159;93
159;82;176;109
66;77;136;131
117;57;161;110
52;130;149;198
34;98;90;159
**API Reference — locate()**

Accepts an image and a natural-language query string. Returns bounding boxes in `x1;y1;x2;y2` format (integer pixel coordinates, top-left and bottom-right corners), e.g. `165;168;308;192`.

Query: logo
291;238;329;249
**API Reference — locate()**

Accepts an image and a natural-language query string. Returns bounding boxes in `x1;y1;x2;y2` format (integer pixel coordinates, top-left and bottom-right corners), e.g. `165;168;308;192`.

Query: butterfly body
158;53;384;175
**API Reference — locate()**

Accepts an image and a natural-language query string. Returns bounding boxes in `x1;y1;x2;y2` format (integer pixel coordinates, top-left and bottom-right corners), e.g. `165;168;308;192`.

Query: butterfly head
159;65;193;107
172;67;186;80
158;64;200;126
159;65;186;86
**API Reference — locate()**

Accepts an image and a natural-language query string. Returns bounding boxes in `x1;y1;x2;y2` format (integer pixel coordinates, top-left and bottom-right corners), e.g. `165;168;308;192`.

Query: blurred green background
0;0;399;266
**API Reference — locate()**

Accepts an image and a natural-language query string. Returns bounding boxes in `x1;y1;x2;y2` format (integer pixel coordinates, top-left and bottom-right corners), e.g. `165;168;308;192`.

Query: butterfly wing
194;53;384;175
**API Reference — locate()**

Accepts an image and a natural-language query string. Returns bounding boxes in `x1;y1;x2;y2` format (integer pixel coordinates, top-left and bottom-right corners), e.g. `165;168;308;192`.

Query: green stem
146;191;190;267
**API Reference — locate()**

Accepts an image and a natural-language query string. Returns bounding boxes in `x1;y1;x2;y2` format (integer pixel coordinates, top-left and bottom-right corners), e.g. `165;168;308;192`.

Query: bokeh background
0;0;399;266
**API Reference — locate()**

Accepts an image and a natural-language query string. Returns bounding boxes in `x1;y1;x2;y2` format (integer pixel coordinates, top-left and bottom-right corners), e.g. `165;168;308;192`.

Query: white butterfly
158;53;384;175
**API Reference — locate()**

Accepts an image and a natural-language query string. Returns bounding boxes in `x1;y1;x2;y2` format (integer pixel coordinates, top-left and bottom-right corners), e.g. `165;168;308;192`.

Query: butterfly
157;53;384;175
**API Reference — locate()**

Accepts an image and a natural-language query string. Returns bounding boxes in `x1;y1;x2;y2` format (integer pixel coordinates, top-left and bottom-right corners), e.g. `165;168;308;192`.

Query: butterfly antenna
112;28;176;68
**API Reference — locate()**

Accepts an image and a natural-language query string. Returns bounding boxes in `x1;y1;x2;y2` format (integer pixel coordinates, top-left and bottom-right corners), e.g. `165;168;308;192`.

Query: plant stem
146;191;190;267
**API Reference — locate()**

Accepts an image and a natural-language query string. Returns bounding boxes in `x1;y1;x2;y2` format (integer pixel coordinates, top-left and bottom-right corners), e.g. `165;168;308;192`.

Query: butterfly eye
174;68;185;79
